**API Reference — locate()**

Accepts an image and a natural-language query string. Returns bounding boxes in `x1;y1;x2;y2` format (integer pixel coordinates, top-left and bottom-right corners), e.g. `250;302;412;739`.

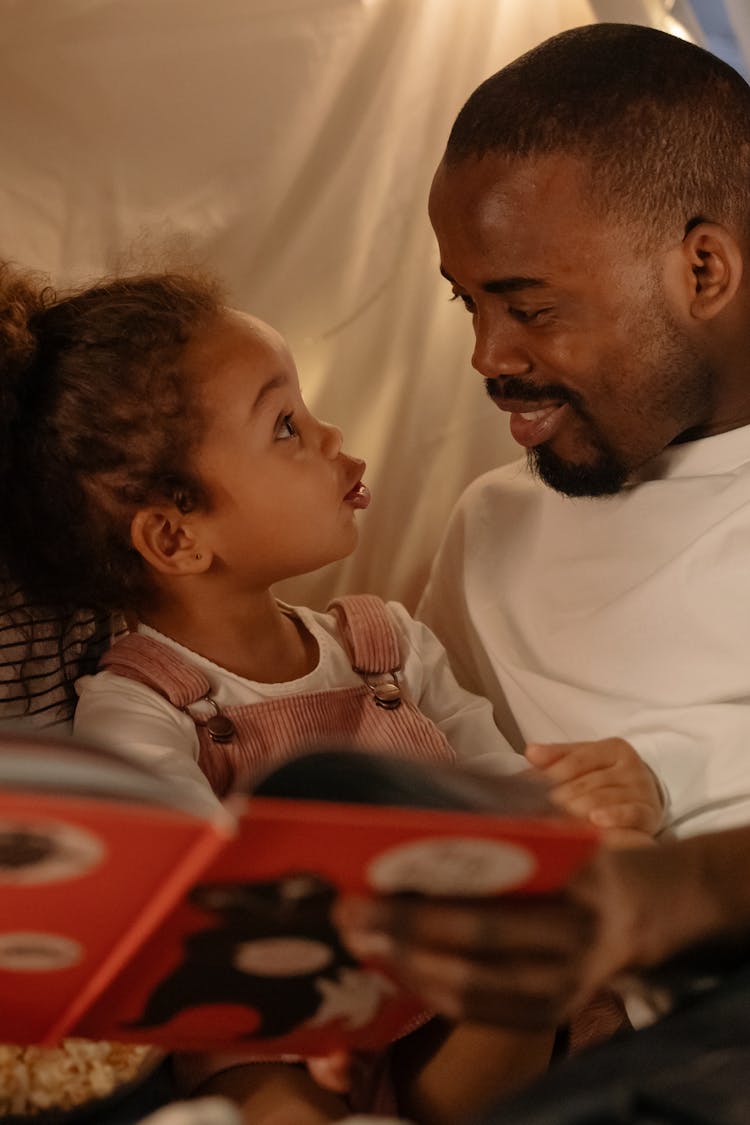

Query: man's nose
471;320;532;379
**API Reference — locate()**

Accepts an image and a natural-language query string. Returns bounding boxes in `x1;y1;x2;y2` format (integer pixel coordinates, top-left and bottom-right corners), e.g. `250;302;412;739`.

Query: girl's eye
450;292;476;314
276;413;298;440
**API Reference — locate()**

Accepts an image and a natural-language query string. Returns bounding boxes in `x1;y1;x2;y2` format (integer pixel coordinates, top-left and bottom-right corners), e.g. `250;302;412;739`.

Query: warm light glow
663;13;695;43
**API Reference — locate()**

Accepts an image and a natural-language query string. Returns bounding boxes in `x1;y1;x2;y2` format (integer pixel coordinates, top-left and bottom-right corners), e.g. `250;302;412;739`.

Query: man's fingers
336;894;593;961
345;941;587;1027
336;893;601;1026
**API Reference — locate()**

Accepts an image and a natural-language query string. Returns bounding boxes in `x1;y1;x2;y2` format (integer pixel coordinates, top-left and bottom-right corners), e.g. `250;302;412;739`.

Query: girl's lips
344;481;371;509
508;403;569;449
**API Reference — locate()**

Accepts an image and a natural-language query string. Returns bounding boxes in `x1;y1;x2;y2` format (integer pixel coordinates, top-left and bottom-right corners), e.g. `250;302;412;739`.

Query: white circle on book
0;931;82;971
234;937;334;977
367;837;536;895
0;818;104;884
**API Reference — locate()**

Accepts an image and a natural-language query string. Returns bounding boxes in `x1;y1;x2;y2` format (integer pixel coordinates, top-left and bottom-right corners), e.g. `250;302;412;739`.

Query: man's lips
344;480;371;509
491;398;570;449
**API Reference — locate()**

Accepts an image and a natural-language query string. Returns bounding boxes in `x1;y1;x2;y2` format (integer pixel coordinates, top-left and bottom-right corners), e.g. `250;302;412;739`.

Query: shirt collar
630;424;750;484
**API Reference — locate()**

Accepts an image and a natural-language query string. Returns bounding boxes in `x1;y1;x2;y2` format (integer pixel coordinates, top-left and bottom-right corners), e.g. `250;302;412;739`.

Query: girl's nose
319;420;344;458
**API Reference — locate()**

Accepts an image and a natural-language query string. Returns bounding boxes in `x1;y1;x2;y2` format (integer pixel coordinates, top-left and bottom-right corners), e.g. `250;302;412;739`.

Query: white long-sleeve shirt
418;426;750;838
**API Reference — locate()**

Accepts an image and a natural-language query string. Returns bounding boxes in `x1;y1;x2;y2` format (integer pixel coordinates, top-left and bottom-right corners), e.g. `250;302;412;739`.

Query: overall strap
326;595;401;674
99;633;210;709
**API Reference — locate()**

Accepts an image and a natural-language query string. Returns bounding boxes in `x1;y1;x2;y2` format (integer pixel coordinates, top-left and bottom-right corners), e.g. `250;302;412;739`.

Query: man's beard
527;437;628;497
485;376;630;497
522;354;712;498
488;317;712;499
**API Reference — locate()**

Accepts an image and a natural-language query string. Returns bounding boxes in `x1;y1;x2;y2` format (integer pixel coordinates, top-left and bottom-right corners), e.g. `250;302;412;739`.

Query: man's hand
333;841;703;1030
334;820;750;1033
525;737;663;842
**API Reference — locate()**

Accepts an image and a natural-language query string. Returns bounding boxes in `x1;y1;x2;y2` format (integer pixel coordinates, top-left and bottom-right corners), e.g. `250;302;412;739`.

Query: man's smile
486;391;571;449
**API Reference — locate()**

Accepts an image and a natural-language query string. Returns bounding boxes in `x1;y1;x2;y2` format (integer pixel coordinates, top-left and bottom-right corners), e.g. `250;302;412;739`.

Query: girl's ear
671;222;744;321
130;508;212;576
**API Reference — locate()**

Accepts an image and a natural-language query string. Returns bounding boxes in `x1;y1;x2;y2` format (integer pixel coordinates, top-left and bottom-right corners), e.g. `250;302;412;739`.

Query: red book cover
79;749;599;1056
0;740;600;1055
0;734;233;1047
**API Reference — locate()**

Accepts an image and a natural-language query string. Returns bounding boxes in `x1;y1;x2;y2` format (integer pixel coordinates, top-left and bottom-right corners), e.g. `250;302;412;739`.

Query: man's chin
527;445;628;498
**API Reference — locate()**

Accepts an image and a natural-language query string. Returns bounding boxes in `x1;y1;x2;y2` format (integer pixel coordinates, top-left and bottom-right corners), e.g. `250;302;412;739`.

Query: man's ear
672;222;744;321
130;508;212;576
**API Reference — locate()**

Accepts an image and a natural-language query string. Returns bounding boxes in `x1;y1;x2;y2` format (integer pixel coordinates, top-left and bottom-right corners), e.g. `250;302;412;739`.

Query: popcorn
0;1038;154;1116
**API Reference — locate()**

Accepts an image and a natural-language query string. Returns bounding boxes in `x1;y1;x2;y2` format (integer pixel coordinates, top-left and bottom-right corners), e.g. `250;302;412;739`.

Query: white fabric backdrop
0;0;700;612
725;0;750;72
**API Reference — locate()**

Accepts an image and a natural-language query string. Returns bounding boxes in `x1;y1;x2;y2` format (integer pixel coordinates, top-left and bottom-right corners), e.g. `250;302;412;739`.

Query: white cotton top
74;600;523;814
417;426;750;839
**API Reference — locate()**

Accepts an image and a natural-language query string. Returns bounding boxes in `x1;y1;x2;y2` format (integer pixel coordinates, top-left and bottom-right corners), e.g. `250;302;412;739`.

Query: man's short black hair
445;23;750;243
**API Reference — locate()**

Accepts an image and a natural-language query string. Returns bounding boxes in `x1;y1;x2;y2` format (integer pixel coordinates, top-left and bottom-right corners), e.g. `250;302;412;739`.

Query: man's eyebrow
439;266;546;295
251;373;288;413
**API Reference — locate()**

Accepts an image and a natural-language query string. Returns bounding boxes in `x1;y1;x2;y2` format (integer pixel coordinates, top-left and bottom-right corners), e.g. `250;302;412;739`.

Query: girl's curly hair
0;264;224;612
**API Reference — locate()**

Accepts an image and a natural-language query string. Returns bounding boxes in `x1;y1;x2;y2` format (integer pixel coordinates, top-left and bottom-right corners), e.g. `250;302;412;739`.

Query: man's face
429;153;714;496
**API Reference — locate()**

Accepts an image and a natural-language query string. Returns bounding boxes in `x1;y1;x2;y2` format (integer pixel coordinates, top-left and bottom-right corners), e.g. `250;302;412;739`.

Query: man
336;22;750;1124
417;20;750;841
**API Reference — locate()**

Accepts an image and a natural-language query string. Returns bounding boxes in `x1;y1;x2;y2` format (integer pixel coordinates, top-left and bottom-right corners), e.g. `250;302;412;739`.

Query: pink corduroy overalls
99;594;458;795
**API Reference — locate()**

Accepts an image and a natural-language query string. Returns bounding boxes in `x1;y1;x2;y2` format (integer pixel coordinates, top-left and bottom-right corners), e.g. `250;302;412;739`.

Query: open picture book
0;731;600;1056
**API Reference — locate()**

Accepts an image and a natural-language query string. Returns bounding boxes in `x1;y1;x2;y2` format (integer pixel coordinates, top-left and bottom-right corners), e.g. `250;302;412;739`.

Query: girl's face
185;310;369;589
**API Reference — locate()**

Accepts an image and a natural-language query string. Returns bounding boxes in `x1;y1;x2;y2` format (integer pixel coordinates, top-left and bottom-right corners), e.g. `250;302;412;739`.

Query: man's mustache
484;376;577;407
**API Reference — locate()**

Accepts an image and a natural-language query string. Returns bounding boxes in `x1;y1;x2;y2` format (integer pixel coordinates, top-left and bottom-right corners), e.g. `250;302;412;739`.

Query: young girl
0;264;662;1125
